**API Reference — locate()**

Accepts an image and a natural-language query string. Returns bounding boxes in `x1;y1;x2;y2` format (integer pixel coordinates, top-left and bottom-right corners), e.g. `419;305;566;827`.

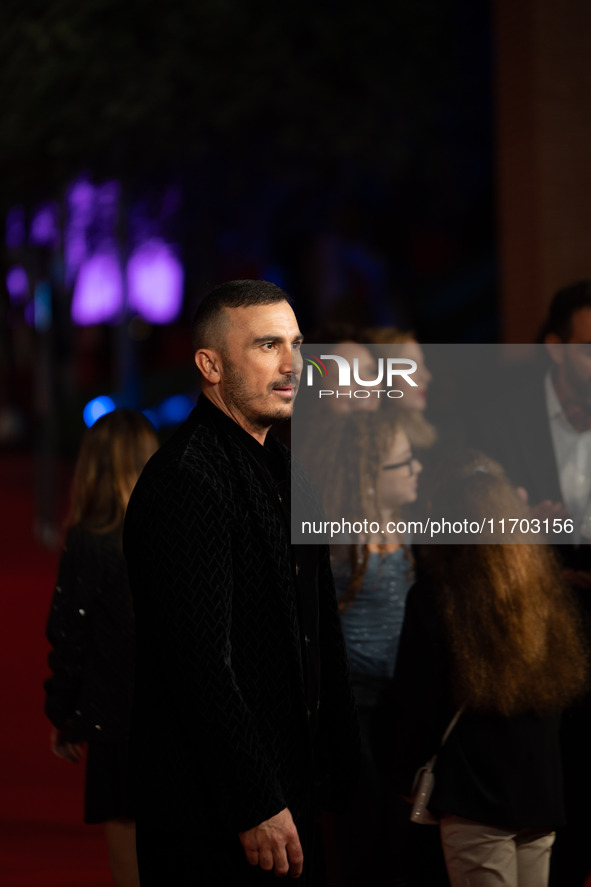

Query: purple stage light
6;206;26;249
6;266;29;303
67;178;95;217
65;178;95;284
30;203;60;247
65;233;87;285
95;182;120;237
71;251;123;325
127;240;184;324
96;180;120;211
67;178;95;216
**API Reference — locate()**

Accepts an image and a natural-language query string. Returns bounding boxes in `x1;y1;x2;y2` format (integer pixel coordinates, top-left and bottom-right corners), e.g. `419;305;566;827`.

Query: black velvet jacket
44;525;135;743
123;396;359;837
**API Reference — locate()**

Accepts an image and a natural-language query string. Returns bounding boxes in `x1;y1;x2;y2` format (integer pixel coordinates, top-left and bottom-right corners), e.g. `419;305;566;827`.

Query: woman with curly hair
390;452;588;887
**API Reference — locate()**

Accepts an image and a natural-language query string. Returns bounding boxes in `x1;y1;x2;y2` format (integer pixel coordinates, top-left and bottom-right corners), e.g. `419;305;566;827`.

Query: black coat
44;525;135;743
123;397;359;838
388;580;565;830
470;373;562;507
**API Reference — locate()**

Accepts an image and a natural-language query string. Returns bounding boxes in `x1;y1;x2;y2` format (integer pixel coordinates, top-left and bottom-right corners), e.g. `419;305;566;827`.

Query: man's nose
281;346;302;376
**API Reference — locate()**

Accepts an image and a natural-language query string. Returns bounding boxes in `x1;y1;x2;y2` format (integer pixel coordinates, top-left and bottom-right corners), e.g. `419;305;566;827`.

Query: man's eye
292;342;302;350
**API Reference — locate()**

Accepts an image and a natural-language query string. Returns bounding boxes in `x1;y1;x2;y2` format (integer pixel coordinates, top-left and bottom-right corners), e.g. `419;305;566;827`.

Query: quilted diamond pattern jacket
123;397;359;836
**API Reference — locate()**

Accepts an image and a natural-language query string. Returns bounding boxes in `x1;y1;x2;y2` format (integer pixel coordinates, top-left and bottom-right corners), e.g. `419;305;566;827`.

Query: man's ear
544;333;563;366
194;348;222;382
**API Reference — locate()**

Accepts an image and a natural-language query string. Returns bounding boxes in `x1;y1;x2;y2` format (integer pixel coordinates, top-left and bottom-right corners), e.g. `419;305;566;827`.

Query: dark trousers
321;679;449;887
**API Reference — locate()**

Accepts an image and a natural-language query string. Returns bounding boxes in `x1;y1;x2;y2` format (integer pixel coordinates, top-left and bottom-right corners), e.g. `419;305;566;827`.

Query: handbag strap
438;704;466;749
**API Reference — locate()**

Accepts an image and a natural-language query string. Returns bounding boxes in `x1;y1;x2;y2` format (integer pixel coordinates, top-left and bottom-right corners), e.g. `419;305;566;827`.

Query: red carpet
3;451;591;887
0;454;112;887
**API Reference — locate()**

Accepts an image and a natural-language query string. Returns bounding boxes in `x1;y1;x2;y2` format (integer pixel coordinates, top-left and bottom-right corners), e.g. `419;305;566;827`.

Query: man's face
548;307;591;407
217;301;303;431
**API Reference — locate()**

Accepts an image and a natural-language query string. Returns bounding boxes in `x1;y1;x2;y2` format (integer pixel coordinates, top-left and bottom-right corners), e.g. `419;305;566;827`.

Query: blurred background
1;0;495;457
3;0;590;473
1;0;590;882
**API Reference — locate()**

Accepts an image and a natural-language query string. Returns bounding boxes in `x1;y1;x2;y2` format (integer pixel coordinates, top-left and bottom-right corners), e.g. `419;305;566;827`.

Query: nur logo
303;354;329;385
303;350;418;402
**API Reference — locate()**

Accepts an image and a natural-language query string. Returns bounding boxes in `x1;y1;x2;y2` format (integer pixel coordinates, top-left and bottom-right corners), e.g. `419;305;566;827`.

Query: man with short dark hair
124;280;358;885
538;282;591;887
472;280;591;535
538;279;591;343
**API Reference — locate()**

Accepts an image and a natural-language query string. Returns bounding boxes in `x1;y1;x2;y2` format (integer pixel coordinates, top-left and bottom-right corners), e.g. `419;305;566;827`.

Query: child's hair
67;409;158;534
303;411;411;609
425;451;588;716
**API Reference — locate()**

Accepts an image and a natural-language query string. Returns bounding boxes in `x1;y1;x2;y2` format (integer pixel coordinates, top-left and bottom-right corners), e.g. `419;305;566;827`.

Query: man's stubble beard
223;359;296;429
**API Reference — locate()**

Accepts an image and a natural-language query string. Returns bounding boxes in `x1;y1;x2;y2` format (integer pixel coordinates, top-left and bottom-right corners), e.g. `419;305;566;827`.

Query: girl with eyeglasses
303;410;424;885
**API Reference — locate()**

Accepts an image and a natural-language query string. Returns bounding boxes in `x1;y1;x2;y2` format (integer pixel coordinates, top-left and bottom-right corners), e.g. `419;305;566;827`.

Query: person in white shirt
542;282;591;543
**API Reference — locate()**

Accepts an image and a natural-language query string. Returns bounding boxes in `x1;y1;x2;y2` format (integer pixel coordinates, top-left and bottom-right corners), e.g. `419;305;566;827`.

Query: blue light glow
141;408;160;430
156;394;194;426
83;396;116;428
26;282;52;331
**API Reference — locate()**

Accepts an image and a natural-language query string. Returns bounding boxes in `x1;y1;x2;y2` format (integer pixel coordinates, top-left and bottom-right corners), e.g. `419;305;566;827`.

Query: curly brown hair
425;452;588;716
301;410;412;610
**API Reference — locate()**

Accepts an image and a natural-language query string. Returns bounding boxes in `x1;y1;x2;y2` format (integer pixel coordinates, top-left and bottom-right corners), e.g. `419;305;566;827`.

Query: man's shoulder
130;409;236;506
124;413;239;552
156;407;232;468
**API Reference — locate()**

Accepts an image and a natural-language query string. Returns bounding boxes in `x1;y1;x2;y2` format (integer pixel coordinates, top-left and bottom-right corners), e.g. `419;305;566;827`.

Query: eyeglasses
382;455;419;476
